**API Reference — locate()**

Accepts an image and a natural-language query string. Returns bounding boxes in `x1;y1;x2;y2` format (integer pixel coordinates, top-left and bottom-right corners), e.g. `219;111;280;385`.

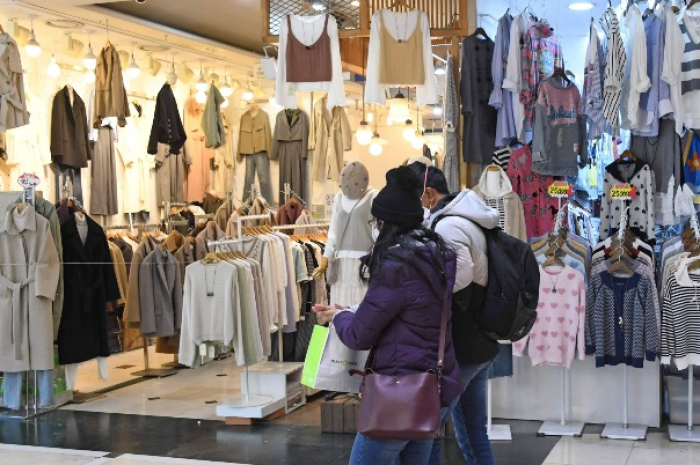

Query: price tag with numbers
547;181;572;198
610;183;636;200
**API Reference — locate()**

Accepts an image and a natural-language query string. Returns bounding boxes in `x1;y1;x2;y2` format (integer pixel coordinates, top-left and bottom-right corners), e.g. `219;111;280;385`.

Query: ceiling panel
98;0;264;53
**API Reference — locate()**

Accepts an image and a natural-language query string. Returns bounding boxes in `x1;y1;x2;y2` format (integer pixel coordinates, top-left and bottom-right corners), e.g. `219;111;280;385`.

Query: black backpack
432;217;540;342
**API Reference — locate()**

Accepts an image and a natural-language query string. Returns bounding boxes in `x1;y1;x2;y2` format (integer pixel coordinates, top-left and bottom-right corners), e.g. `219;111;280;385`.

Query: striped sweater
600;7;626;138
585;270;658;368
661;258;700;370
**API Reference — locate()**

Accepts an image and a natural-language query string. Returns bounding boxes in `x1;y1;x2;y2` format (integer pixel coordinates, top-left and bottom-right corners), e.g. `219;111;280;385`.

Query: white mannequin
485;166;502;197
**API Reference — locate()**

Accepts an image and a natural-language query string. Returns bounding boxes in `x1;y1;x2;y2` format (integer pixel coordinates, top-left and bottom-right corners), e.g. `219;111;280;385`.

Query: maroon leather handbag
352;291;449;441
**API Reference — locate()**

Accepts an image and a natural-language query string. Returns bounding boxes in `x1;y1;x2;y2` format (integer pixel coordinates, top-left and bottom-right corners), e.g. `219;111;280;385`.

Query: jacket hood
429;190;499;230
476;165;514;198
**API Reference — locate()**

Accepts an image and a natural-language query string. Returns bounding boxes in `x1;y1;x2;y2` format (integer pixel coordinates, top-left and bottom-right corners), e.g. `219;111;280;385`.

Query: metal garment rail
271;222;330;231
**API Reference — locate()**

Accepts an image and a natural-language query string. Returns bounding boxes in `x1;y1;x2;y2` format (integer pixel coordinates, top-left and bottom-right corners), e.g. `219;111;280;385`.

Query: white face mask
371;224;381;242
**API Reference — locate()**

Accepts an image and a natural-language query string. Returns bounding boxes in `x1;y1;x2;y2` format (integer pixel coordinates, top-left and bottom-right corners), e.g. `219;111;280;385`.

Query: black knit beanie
371;166;424;225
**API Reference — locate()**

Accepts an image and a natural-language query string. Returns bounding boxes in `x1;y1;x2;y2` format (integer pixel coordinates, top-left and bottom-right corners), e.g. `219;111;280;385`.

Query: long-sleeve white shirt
275;14;345;109
503;14;533;141
621;5;651;131
364;10;437;105
661;5;685;135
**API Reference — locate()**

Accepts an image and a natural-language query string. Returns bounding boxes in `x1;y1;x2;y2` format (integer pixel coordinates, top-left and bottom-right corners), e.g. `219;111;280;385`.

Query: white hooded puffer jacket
428;190;500;292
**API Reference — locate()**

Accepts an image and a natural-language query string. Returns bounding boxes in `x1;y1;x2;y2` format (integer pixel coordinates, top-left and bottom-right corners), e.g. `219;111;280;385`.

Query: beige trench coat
309;97;352;183
94;43;130;128
0;33;29;132
0;205;60;371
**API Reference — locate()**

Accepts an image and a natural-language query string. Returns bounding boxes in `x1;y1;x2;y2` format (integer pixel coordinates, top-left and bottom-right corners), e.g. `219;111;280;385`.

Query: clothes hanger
551;67;571;86
617;149;637;163
202;252;219;263
389;0;411;10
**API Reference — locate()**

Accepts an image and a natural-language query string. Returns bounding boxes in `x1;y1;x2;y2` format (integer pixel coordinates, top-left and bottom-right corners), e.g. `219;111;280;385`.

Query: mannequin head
340;161;369;200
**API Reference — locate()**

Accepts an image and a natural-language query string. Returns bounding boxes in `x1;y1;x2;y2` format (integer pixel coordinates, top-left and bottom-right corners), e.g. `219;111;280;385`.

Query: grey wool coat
0;205;60;371
123;236;157;329
138;247;183;338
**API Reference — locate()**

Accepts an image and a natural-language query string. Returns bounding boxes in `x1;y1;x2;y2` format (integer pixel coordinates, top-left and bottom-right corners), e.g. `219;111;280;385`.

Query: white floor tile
0;444;109;465
626;445;700;465
543;435;633;465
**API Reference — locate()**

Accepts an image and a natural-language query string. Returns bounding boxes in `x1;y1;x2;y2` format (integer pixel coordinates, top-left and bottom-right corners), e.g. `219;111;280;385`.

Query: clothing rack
669;213;700;443
601;201;648;441
272;222;330;231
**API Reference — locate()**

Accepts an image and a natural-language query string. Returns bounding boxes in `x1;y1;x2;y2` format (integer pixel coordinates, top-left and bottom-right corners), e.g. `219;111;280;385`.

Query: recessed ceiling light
46;19;85;29
569;2;595;10
139;44;170;53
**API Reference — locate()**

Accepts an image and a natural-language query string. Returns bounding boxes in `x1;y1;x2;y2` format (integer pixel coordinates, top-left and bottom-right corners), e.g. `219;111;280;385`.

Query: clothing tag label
610;183;636;200
548;181;572;198
17;172;40;188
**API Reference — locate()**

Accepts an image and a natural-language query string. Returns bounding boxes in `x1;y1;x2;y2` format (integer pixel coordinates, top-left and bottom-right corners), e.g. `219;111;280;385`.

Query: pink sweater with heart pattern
513;264;586;368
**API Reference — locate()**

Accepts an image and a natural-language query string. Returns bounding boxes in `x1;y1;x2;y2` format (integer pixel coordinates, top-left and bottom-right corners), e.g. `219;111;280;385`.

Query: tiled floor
2;350;700;464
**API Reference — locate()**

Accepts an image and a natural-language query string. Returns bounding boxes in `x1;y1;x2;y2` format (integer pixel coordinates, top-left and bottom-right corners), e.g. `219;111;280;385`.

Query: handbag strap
437;288;449;374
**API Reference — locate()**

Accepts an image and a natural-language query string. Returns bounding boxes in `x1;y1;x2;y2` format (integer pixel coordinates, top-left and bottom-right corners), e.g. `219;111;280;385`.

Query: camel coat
0;205;60;371
0;33;29;132
309;97;352;183
183;97;215;202
94;43;130;128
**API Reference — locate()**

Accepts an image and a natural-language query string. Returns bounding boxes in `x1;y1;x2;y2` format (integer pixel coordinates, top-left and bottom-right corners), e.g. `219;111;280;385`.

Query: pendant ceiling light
25;18;42;57
356;37;373;146
83;70;95;84
351;0;360;6
196;61;208;92
241;82;255;101
389;88;411;127
166;56;178;85
83;31;97;70
368;114;387;156
126;44;141;80
411;105;423;149
434;63;446;75
221;98;229;109
220;68;233;97
312;1;326;11
47;53;61;78
195;90;207;104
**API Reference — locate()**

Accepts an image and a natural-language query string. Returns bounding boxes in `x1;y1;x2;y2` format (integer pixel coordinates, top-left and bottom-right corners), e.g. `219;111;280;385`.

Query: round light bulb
312;1;326;11
195;90;207;104
126;55;141;80
366;112;374;123
369;143;383;156
412;132;424;150
47;54;60;78
432;106;443;116
83;45;97;70
403;124;415;141
241;88;254;101
25;31;41;57
166;70;178;85
355;121;373;146
434;64;446;76
351;0;360;6
221;98;229;109
83;71;95;84
386;116;393;126
122;73;131;89
568;2;595;11
220;79;233;97
196;71;208;92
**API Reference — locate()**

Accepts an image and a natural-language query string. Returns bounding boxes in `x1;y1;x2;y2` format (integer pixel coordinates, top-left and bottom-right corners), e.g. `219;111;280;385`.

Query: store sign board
547;181;572;198
610;183;636;200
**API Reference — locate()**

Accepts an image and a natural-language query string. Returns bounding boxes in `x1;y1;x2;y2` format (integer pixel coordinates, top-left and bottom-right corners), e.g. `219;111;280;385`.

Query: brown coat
237;109;271;161
50;86;92;168
94;43;130;128
0;205;60;371
310;97;352;182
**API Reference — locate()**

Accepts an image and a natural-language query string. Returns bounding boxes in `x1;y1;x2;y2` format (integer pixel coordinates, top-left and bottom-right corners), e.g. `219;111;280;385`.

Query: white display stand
538;367;584;437
601;366;647;441
487;380;511;441
669;365;700;443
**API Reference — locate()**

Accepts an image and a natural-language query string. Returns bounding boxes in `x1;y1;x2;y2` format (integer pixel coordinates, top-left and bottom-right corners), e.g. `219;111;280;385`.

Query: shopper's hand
313;303;347;325
312;256;329;279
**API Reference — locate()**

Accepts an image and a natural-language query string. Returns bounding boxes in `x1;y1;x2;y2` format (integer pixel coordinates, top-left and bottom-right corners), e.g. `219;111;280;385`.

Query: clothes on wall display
0;204;60;372
490;13;518;148
600;6;627;137
90;126;119;216
94;43;130;128
619;4;650;133
271;109;309;206
58;209;120;365
513;264;586;368
50;86;91;169
0;32;29;133
202;83;226;150
148;83;187;157
503;12;534;141
138;246;183;338
275;13;345;109
183;97;214;202
599;159;656;242
520;22;563;133
364;9;436;105
460;33;497;164
309;96;352;184
583;22;608;140
238;108;273;203
116;102;152;214
443;55;460;192
154;142;189;205
507;145;562;239
532;78;587;177
472;165;527;241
